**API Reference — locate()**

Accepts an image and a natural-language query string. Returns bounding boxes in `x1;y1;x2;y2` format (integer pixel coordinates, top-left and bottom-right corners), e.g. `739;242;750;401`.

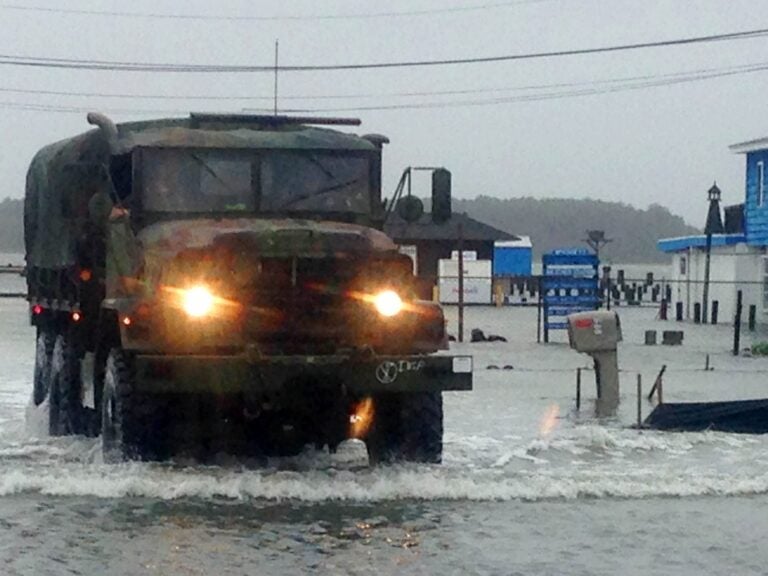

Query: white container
438;259;492;304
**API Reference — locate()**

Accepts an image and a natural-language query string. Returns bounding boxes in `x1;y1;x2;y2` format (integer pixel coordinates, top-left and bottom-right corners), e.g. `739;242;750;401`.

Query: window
758;161;765;208
141;149;371;215
763;257;768;309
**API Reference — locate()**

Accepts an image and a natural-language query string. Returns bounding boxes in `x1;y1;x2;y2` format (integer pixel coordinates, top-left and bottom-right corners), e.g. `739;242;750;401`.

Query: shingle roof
384;212;518;242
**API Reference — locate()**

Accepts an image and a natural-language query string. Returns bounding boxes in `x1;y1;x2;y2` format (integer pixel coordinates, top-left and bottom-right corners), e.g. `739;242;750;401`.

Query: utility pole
273;40;279;115
584;230;612;261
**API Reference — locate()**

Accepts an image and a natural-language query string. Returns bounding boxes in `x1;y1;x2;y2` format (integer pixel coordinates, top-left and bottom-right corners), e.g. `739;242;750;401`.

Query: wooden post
536;279;542;344
733;290;743;356
657;375;663;404
636;373;642;428
576;367;582;410
458;222;464;343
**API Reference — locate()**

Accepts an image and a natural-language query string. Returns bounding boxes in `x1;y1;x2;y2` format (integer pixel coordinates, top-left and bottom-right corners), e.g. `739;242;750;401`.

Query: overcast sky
0;0;766;227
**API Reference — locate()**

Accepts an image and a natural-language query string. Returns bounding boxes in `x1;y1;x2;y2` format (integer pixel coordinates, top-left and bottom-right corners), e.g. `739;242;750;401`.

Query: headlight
373;290;403;317
182;286;215;318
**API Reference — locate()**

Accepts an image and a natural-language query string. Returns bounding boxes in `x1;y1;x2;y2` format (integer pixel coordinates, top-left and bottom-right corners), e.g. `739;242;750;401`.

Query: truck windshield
141;149;371;215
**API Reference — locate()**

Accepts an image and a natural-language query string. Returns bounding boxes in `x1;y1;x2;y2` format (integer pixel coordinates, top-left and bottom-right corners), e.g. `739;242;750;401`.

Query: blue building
493;236;533;277
658;136;768;323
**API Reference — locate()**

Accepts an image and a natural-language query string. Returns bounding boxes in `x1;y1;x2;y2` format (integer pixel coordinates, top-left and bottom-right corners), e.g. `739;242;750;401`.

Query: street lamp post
702;182;724;324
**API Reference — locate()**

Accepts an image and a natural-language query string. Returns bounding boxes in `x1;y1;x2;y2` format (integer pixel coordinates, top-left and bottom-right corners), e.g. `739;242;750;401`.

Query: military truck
25;112;472;463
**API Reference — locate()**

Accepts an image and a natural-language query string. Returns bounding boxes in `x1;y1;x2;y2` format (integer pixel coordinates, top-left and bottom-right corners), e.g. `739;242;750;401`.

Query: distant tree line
0;197;23;253
453;196;698;263
0;195;698;262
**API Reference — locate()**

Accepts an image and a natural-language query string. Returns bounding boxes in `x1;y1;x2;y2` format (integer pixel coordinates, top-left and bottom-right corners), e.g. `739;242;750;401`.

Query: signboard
438;259;492;304
542;249;599;342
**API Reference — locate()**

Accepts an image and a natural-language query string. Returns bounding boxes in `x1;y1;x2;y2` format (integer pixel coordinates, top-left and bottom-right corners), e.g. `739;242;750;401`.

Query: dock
0;266;24;275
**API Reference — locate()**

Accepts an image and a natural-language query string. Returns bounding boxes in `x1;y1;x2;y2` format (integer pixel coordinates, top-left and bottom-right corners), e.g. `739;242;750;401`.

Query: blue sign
542;249;599;342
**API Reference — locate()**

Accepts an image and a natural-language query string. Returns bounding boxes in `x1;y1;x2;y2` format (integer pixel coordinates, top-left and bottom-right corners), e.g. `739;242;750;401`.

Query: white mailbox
567;310;622;353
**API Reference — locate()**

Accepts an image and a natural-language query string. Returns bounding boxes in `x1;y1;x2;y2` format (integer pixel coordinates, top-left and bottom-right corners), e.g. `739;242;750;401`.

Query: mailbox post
567;310;622;416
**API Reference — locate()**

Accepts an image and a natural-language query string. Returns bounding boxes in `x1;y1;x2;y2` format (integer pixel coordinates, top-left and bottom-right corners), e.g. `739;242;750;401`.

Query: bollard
749;305;757;332
675;301;683;321
711;301;719;325
576;367;582;410
637;374;642;428
694;302;701;324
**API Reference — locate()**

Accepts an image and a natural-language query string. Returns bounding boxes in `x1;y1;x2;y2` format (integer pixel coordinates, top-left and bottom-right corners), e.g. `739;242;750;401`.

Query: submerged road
2;296;768;575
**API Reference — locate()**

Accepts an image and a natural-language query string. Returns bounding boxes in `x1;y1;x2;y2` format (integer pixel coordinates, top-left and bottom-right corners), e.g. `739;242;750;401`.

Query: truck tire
400;392;443;464
48;333;84;436
364;394;402;464
365;392;443;464
33;326;55;406
102;348;164;462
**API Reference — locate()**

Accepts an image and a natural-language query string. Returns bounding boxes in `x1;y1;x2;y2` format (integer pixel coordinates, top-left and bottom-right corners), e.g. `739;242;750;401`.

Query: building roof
729;137;768;154
384;212;518;242
657;233;746;253
495;236;532;249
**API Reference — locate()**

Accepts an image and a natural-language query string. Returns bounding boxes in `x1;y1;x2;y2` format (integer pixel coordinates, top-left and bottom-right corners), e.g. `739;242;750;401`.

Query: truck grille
242;257;362;353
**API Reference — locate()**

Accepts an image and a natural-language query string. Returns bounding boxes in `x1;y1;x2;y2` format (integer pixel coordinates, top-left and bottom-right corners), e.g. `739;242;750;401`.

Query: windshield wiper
279;176;364;209
189;153;241;198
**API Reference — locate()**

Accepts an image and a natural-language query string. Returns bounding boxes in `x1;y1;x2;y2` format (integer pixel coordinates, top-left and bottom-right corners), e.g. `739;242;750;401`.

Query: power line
0;1;553;22
2;60;766;102
255;64;768;113
0;27;767;73
3;59;768;116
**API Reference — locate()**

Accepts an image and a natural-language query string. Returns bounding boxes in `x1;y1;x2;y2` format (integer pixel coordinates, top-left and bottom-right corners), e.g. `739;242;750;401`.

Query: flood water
2;281;768;575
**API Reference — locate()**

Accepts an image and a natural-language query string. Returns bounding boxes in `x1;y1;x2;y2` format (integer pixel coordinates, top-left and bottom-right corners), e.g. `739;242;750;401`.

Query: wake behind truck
25;112;472;463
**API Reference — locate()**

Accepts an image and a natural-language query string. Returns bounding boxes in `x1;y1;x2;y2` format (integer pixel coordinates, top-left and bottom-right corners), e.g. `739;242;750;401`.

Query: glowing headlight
182;286;215;318
373;290;403;317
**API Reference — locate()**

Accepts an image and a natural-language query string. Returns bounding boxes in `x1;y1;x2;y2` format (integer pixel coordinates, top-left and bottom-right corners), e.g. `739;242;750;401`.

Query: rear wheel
102;348;165;462
33;326;55;406
49;333;84;436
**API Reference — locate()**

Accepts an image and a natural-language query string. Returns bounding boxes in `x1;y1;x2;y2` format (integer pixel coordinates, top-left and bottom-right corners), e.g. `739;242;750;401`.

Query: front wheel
102;348;164;462
365;392;443;464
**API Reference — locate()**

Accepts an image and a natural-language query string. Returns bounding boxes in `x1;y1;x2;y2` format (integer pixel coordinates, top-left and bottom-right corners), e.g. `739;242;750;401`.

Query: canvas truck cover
25;129;110;270
24;116;377;270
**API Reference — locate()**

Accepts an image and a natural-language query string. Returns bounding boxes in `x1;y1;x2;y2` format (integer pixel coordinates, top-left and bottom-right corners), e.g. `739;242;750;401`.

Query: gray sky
0;0;765;227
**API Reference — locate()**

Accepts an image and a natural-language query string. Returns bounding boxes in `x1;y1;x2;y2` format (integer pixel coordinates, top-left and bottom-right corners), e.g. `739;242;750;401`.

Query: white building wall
667;244;766;324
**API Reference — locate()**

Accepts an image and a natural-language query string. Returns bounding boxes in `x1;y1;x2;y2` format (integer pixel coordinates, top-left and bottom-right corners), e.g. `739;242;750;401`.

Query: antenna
273;40;279;116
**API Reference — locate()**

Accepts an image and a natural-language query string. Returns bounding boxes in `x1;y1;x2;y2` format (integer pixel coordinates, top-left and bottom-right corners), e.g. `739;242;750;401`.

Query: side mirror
431;168;451;224
396;195;424;223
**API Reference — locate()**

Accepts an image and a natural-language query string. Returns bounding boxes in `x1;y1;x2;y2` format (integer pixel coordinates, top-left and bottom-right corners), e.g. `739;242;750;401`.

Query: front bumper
134;353;473;394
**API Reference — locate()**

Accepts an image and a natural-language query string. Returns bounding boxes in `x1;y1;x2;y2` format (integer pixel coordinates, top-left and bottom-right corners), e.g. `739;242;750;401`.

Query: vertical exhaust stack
87;112;119;153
